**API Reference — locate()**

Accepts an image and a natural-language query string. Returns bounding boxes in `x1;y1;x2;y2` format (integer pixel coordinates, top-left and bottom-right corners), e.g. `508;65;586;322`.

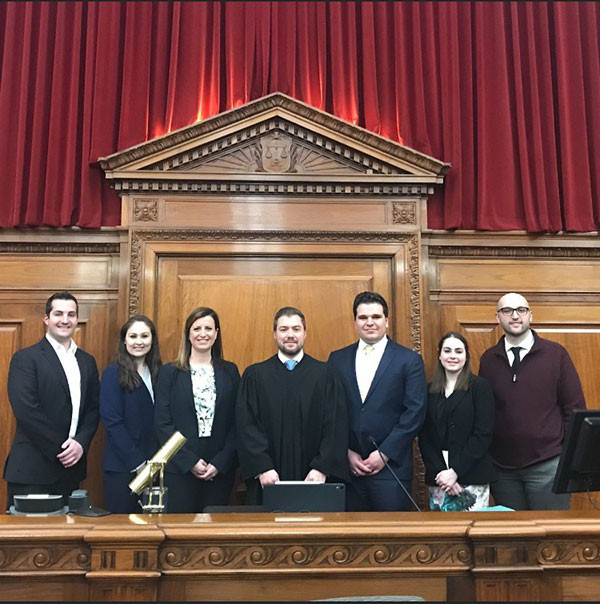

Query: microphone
368;435;421;512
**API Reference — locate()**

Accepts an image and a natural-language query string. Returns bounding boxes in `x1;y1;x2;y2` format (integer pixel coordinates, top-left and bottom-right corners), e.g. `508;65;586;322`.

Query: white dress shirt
138;364;154;402
355;336;388;403
504;329;535;365
46;333;81;439
277;349;304;365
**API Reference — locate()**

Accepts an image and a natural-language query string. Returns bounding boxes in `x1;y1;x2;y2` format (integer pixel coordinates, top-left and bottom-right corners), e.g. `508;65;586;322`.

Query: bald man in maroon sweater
479;292;586;510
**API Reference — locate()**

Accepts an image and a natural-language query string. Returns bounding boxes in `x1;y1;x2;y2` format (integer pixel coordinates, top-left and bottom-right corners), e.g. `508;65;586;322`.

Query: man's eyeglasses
497;306;530;316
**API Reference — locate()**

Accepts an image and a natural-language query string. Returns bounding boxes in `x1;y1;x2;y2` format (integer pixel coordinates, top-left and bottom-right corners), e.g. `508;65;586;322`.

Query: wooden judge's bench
0;510;599;602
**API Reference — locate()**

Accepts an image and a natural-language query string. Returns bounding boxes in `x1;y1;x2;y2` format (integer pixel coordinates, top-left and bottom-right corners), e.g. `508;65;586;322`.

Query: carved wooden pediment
98;92;450;194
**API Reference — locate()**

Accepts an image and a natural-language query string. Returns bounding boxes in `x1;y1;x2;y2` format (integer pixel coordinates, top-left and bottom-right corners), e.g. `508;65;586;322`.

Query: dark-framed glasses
497;306;530;316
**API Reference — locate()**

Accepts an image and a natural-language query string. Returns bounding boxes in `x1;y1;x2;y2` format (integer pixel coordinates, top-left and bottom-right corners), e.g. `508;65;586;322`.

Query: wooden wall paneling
116;229;132;327
77;298;120;507
132;234;419;372
424;236;600;513
155;254;391;367
434;258;600;298
0;235;121;512
161;196;391;230
561;575;600;602
0;320;23;511
159;575;448;603
0;578;89;602
130;230;425;508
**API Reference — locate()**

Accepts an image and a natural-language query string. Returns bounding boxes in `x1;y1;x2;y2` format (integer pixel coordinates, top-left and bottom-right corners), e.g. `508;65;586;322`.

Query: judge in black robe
236;308;349;504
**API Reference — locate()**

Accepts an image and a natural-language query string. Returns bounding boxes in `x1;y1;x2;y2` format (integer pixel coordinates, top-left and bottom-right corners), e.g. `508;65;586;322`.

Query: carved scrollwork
129;231;143;315
32;549;52;568
408;234;422;352
0;243;119;254
159;541;471;571
539;541;600;565
428;246;600;259
163;547;191;567
0;546;90;572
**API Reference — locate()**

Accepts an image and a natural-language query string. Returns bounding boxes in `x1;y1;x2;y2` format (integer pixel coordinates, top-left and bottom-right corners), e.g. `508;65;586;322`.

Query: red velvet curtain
0;1;598;231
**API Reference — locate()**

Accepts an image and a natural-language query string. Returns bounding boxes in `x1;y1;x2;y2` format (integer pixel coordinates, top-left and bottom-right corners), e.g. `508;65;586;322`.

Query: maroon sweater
478;332;586;469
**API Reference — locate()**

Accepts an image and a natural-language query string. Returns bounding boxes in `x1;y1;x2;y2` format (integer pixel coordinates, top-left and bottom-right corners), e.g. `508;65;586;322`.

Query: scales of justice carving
182;129;365;175
250;131;304;173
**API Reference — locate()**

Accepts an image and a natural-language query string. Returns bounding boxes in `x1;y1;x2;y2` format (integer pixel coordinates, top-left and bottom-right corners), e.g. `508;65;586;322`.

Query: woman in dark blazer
100;315;161;513
155;307;240;513
418;331;495;511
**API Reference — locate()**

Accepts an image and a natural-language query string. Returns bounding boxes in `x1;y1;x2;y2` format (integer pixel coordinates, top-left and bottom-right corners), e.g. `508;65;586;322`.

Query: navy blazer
3;337;100;485
328;338;428;480
155;361;241;475
100;363;158;473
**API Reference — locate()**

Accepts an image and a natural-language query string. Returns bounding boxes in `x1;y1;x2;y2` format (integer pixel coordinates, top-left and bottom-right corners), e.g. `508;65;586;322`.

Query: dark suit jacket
155;361;241;475
3;337;100;485
418;375;495;486
328;338;428;480
100;362;158;473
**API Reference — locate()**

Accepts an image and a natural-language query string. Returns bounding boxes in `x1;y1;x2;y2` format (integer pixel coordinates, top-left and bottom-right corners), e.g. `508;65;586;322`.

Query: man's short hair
273;306;306;330
352;291;389;318
45;291;79;316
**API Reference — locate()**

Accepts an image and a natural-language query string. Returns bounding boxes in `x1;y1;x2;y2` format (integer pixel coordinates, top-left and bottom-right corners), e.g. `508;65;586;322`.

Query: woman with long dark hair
155;307;240;513
418;331;495;511
100;315;161;513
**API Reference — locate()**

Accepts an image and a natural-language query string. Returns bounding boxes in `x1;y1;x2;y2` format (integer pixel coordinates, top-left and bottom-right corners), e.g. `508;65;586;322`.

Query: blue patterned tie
284;359;298;371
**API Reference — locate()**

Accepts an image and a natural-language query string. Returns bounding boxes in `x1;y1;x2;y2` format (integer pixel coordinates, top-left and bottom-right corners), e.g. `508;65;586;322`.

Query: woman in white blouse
155;307;240;513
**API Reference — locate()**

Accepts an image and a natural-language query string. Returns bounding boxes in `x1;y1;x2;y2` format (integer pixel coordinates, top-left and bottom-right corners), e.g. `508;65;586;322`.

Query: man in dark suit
3;291;100;510
328;291;427;511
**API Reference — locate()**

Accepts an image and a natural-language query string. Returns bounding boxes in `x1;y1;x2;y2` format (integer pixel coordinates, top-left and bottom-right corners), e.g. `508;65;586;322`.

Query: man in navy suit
328;291;427;511
3;291;100;510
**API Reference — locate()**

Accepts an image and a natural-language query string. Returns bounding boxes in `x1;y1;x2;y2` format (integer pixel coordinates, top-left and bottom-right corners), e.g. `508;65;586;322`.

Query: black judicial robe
236;355;349;486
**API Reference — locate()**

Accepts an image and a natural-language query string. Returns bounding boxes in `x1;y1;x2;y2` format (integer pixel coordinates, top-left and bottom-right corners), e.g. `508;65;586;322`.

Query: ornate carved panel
99;93;450;181
0;545;90;573
133;198;159;222
393;201;417;224
160;540;472;571
539;541;600;566
153;123;382;175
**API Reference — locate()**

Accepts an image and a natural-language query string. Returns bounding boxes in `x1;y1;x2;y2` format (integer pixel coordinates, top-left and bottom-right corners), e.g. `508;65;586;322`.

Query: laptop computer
262;481;345;513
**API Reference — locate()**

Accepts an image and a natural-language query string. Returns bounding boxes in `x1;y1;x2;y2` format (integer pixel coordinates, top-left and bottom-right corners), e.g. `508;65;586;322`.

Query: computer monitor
553;410;600;495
